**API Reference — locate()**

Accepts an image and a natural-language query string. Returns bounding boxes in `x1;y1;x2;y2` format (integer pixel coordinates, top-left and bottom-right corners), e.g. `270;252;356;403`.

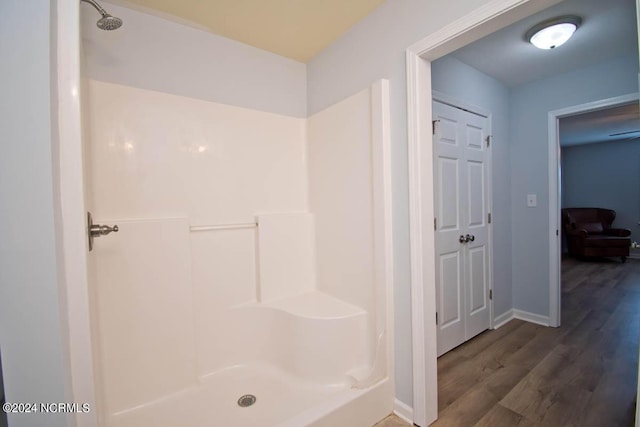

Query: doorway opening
407;2;562;424
406;0;638;425
549;93;639;266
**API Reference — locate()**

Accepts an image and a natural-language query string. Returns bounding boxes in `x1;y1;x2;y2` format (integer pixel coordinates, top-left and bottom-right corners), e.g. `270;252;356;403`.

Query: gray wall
431;56;513;321
562;140;640;244
0;1;70;426
510;54;638;316
82;2;307;117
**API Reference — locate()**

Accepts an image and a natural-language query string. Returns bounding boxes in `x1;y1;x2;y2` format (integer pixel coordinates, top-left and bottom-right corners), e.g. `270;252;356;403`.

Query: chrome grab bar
190;223;257;232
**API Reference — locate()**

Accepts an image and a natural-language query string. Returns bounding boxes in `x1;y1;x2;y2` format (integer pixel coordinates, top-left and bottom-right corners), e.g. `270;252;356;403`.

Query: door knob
459;235;466;243
87;212;118;252
467;234;475;242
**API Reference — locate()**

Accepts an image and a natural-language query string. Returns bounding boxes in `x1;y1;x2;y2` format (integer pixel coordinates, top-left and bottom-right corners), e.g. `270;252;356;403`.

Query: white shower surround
85;79;393;426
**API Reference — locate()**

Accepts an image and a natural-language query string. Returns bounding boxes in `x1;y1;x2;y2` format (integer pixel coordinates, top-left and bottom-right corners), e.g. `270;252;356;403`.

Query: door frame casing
432;91;494;350
406;0;563;425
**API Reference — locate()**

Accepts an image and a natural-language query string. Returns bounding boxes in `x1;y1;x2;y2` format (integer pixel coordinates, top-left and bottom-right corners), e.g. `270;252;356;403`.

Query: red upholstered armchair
562;208;631;262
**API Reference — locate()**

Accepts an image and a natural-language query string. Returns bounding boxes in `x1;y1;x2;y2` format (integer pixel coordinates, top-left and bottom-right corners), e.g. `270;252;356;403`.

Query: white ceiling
451;0;638;88
560;102;640;147
449;0;639;147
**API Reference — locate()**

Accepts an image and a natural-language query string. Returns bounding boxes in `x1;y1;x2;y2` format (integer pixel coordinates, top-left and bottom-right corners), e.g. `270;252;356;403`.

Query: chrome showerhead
81;0;123;31
97;14;123;31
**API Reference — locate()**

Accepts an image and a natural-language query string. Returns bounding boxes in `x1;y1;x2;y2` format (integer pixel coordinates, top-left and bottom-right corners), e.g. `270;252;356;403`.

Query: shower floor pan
106;363;390;427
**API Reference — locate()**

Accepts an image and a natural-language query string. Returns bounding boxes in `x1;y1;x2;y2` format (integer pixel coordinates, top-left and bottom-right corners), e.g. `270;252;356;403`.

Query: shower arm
81;0;109;17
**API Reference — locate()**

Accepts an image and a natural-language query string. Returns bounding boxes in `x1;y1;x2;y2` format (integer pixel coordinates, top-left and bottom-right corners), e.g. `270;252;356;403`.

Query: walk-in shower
80;4;394;426
81;0;122;30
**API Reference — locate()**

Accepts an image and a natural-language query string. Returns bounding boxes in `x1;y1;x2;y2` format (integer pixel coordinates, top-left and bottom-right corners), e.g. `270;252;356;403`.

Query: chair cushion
583;235;630;248
576;222;603;234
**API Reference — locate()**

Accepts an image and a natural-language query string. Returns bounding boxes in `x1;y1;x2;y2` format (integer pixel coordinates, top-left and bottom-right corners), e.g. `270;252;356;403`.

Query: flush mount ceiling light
525;15;582;50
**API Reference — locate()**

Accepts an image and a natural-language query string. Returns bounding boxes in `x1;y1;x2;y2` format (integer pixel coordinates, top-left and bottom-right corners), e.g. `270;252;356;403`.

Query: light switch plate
527;194;537;207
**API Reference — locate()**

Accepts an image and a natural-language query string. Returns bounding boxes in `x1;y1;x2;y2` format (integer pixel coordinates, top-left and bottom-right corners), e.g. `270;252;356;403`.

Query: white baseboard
393;399;413;425
513;309;550;327
493;309;514;329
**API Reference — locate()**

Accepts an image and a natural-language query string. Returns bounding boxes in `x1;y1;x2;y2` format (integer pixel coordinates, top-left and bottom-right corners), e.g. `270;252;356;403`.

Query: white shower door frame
55;0;100;426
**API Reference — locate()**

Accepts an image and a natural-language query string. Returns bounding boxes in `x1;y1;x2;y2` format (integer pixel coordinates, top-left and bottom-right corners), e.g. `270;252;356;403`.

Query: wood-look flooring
377;257;640;427
432;257;640;426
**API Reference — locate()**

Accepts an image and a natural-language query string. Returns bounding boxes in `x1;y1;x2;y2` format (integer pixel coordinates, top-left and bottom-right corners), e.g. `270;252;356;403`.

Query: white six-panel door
433;100;491;357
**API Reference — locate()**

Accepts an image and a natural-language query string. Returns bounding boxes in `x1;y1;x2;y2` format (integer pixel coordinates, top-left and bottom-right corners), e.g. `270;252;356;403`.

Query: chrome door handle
88;212;118;251
459;235;466;243
467;234;475;242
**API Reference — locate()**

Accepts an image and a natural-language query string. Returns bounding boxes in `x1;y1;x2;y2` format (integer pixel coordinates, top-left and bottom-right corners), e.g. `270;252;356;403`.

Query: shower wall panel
190;228;258;375
306;82;392;385
257;213;316;301
92;218;195;414
307;88;375;315
87;80;307;224
86;80;308;414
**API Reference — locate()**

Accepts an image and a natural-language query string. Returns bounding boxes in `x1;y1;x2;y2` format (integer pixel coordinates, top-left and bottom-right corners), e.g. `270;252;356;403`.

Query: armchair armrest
566;228;588;237
603;228;631;237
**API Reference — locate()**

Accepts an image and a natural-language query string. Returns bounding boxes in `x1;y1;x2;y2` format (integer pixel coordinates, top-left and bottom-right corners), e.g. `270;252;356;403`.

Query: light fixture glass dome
526;16;582;50
530;22;577;49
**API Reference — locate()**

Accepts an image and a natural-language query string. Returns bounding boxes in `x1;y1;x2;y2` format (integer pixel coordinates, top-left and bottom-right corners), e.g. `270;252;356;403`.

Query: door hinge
436;312;439;325
486;135;491;147
556;229;559;236
489;289;493;300
488;213;492;224
434;217;437;230
432;119;440;135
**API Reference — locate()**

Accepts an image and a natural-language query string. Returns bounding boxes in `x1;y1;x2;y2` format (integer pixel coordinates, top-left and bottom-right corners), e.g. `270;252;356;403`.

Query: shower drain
237;394;257;408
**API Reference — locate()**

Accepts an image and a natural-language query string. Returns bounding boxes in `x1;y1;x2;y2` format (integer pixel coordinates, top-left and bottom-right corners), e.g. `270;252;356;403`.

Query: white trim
548;111;561;328
547;94;640;125
407;49;438;427
56;1;98;426
371;79;396;393
547;92;639;328
407;0;552;61
432;91;491;118
406;0;560;425
493;310;514;329
513;309;550;327
393;399;414;425
487;114;495;330
494;308;555;329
